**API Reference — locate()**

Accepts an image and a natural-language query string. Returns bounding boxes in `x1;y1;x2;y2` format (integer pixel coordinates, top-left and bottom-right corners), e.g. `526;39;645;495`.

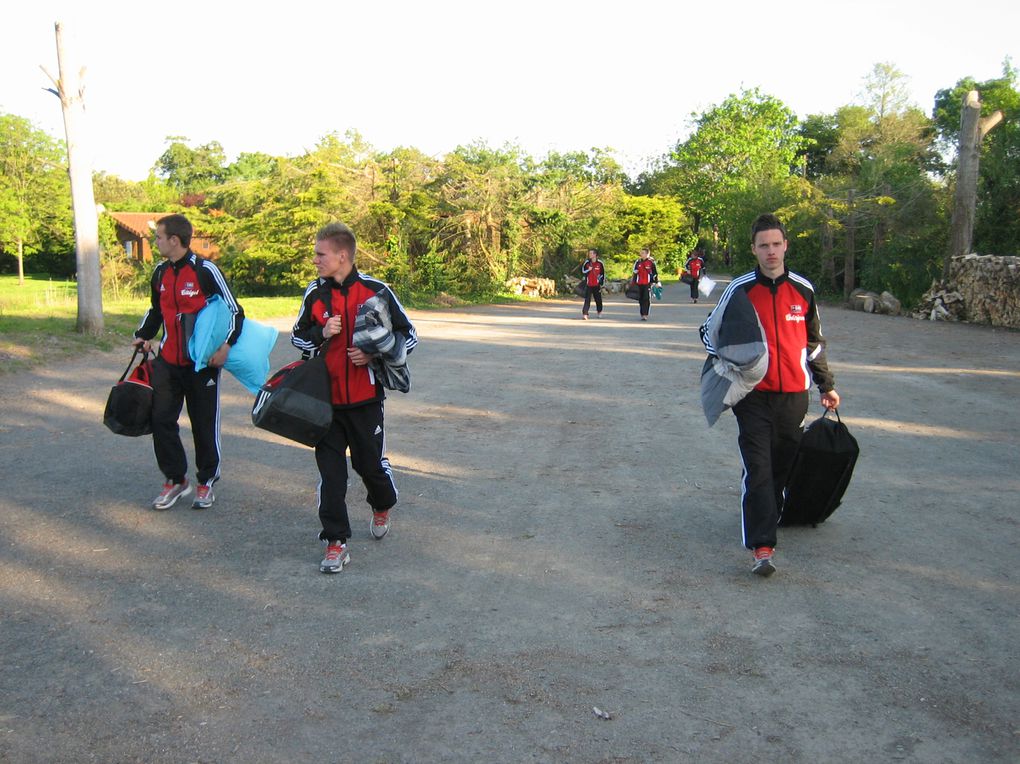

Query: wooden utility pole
43;22;103;335
945;90;1003;280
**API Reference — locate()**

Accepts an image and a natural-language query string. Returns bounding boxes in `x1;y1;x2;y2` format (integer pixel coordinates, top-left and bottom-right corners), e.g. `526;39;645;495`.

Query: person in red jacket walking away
133;214;245;511
700;214;840;577
580;248;605;319
632;248;659;320
685;249;706;303
291;222;418;574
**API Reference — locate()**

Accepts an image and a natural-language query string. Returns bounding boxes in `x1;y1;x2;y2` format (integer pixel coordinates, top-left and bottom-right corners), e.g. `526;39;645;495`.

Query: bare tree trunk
945;90;1003;280
48;22;103;335
17;238;25;286
844;188;856;298
821;207;835;291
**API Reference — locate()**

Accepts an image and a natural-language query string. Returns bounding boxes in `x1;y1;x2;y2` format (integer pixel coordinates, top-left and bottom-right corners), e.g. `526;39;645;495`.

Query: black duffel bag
574;281;588;298
780;408;859;527
104;348;154;437
624;281;641;301
252;352;333;447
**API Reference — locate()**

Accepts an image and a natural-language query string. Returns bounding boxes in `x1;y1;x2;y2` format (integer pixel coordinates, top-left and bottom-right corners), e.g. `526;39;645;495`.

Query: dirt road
1;280;1018;762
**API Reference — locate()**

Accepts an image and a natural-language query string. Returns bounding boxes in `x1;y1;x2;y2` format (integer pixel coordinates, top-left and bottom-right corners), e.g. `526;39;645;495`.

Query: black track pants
732;390;809;549
639;285;651;317
315;401;397;542
582;286;603;315
150;355;222;485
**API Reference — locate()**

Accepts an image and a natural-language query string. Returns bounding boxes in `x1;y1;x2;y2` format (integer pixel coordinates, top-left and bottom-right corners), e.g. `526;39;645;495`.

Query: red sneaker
752;546;776;577
320;541;350;573
371;510;391;540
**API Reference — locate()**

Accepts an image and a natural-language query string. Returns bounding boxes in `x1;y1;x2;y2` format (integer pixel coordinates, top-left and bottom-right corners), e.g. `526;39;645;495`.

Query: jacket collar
324;268;360;293
169;251;195;271
755;266;789;289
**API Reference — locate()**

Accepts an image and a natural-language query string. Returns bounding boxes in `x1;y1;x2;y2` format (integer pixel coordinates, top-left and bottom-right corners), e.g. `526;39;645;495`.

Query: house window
125;240;134;258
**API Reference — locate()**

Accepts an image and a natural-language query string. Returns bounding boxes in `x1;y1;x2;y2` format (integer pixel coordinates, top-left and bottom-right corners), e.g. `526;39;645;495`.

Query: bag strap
822;407;841;423
119;347;149;383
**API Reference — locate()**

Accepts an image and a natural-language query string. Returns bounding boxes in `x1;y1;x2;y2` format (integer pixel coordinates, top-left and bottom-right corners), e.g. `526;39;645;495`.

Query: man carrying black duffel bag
700;213;840;578
133;214;245;511
291;222;418;574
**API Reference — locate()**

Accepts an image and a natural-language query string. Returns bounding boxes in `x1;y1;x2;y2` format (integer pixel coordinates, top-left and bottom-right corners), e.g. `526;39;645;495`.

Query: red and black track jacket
685;255;704;279
291;270;418;408
726;267;834;394
135;252;244;367
582;259;606;287
633;258;658;285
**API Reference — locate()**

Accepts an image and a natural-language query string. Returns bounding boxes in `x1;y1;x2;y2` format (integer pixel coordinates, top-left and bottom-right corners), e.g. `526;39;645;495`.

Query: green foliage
0;113;74;276
664;88;805;241
154;136;227;194
6;58;1018;312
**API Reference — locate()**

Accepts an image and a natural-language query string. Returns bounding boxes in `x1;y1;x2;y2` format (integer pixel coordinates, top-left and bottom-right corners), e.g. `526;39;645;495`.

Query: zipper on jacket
171;266;186;365
342;290;351;405
770;283;784;392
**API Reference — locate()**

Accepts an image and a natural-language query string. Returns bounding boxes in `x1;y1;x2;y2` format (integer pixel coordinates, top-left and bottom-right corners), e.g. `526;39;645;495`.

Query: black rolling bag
779;408;859;527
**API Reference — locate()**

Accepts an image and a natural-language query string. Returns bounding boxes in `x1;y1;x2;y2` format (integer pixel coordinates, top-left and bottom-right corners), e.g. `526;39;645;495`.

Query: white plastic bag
698;275;717;298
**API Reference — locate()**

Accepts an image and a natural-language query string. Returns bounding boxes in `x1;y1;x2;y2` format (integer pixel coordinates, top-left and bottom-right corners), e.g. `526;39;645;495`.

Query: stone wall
913;254;1020;328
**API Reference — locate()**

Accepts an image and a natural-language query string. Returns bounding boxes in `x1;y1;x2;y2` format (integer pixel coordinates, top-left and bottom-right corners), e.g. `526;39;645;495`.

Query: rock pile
913;254;1020;328
848;289;902;315
562;276;630;294
506;276;557;297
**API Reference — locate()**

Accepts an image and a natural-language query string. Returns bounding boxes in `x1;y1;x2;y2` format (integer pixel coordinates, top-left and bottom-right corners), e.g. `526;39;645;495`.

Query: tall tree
0;113;71;284
664;88;804;252
155;136;227;195
44;22;103;334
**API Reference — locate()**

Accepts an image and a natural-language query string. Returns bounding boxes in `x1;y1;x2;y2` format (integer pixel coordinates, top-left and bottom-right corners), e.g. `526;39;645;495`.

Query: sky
3;0;1018;181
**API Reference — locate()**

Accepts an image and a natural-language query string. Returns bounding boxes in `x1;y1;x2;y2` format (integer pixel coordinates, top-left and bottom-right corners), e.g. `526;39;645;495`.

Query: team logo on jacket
180;281;200;297
786;304;805;322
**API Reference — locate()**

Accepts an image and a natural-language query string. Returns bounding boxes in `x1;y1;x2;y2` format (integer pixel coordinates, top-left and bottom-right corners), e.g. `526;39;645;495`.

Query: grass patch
0;274;539;372
0;275;307;373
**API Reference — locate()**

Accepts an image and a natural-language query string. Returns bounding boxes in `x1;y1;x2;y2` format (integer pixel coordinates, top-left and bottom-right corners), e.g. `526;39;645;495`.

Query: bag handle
119;347;149;383
822;407;842;423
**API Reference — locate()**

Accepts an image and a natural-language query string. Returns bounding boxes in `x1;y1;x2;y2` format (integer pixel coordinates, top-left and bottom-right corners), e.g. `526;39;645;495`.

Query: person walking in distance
581;248;605;319
133;214;245;511
632;248;659;320
685;249;706;303
291;222;418;574
700;214;840;577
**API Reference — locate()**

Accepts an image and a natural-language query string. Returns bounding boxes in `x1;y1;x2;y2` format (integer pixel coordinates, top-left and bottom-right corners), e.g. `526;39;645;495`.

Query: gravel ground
1;279;1018;763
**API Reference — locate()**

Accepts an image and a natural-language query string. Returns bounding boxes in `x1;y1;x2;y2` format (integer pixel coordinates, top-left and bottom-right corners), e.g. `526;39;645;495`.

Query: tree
0;113;71;283
155;136;227;194
663;88;804;254
934;61;1019;257
794;64;943;300
44;21;103;334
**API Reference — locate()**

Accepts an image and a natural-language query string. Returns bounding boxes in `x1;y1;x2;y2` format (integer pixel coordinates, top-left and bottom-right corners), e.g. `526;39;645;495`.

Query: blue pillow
190;296;279;393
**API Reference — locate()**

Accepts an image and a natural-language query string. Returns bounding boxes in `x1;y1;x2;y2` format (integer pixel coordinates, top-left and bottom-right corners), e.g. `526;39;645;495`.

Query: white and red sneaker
371;510;391;540
152;480;191;510
320;541;350;574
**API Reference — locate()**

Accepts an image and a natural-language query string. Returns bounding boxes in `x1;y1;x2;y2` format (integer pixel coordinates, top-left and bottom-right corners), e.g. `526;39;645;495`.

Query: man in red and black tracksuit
685;250;705;303
580;248;605;319
632;248;659;320
133;214;244;511
701;213;840;577
291;222;418;574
